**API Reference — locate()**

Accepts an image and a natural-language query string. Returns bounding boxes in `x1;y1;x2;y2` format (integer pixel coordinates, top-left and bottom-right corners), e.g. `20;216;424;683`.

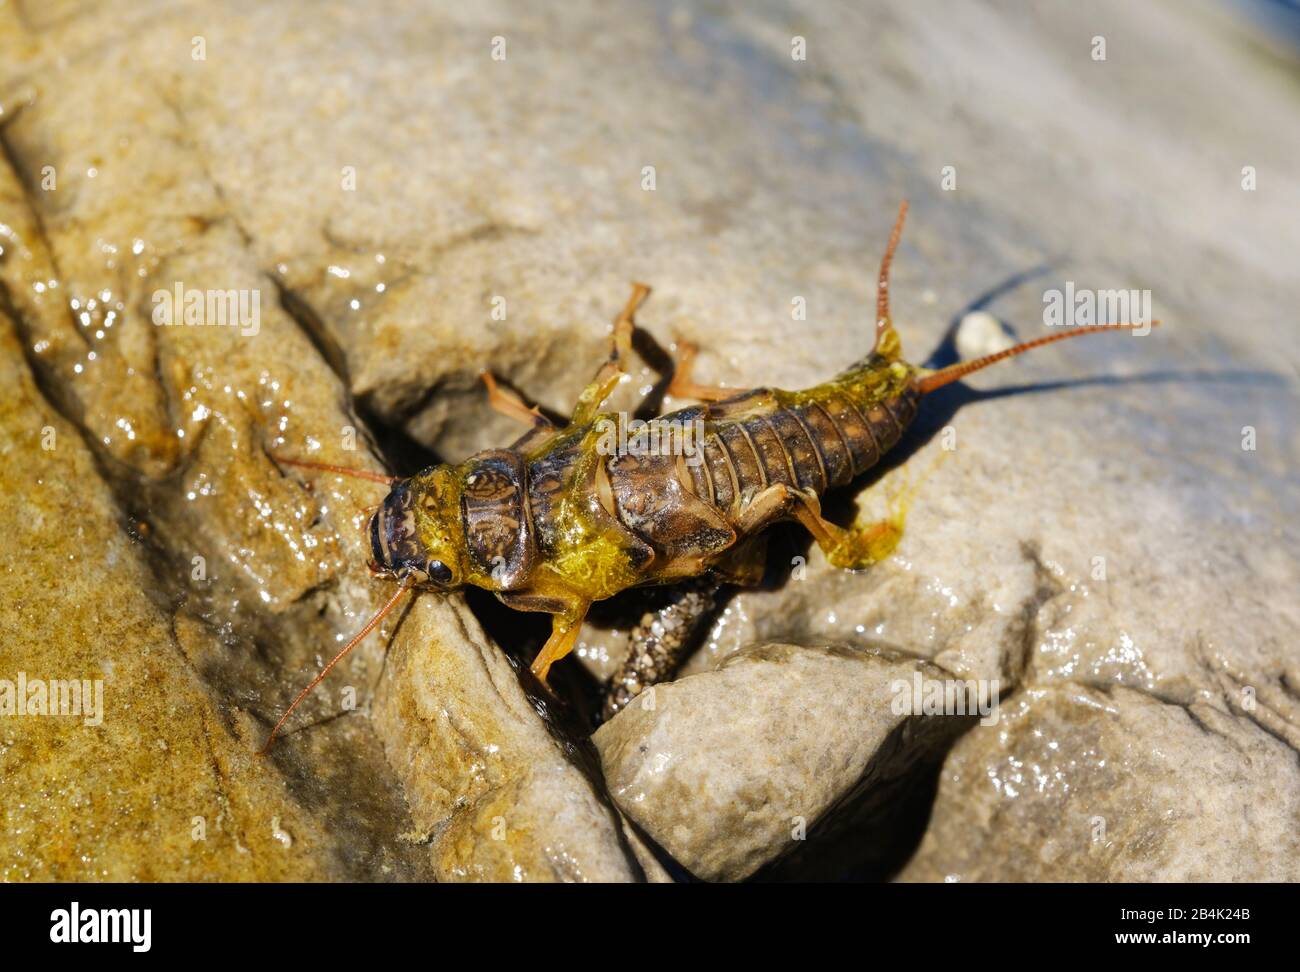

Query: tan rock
374;595;661;882
0;312;332;880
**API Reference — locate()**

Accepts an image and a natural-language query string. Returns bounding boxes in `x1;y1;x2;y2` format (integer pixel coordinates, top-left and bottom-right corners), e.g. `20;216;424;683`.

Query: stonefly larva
262;201;1158;749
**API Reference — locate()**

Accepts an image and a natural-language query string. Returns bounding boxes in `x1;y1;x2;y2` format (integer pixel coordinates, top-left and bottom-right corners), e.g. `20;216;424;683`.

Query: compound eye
426;559;453;585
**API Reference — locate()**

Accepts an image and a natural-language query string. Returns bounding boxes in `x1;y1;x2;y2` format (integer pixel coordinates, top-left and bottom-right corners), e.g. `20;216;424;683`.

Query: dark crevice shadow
753;744;952;882
354;392;443;479
630;326;677;419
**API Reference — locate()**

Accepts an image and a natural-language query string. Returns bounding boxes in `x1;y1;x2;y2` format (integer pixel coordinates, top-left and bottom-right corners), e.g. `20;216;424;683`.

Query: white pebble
955;311;1015;360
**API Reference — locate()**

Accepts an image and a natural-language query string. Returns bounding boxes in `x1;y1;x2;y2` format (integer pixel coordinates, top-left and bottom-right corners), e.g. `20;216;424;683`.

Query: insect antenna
914;320;1161;395
271;453;398;485
260;578;413;753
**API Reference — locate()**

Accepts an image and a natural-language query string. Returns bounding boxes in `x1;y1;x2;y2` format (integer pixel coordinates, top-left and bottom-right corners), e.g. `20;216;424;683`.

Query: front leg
529;600;593;685
665;340;747;403
479;371;559;453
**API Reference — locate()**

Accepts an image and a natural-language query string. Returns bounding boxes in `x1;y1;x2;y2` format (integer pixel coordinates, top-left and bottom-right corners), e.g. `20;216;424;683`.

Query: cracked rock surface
2;0;1297;881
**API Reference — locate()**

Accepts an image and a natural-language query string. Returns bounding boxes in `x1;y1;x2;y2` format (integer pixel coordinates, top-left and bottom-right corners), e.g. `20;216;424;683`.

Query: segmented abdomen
684;386;920;523
528;382;921;579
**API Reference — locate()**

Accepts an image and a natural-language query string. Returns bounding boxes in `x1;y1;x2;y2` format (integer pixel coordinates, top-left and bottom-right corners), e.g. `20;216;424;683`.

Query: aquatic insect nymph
262;202;1158;749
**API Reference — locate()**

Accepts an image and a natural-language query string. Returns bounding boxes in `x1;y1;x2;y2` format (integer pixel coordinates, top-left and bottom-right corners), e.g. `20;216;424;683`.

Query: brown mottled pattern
524;437;582;554
884;388;920;435
606;449;734;564
819;394;881;472
769;408;825;493
684;448;712;503
716;422;766;503
373;482;422;567
744;416;797;488
461;449;534;586
507;383;920;597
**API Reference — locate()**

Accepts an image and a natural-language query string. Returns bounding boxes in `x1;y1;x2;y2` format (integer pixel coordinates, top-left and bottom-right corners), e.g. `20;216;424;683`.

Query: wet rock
0;313;334;880
0;2;656;881
0;96;435;880
900;684;1300;882
595;643;976;881
374;594;662;882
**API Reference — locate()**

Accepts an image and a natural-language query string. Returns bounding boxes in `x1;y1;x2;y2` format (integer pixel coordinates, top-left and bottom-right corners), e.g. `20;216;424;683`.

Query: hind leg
738;484;904;571
791;493;904;569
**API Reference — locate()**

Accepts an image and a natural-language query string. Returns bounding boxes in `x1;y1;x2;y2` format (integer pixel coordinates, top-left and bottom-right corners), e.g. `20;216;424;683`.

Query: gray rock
900;684;1300;882
595;643;978;881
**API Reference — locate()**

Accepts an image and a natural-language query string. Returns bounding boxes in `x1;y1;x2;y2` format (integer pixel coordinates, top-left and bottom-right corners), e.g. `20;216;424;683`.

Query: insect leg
529;598;593;685
788;489;904;570
665;340;745;402
570;282;650;425
733;482;802;535
480;371;561;451
735;483;903;571
480;370;553;428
